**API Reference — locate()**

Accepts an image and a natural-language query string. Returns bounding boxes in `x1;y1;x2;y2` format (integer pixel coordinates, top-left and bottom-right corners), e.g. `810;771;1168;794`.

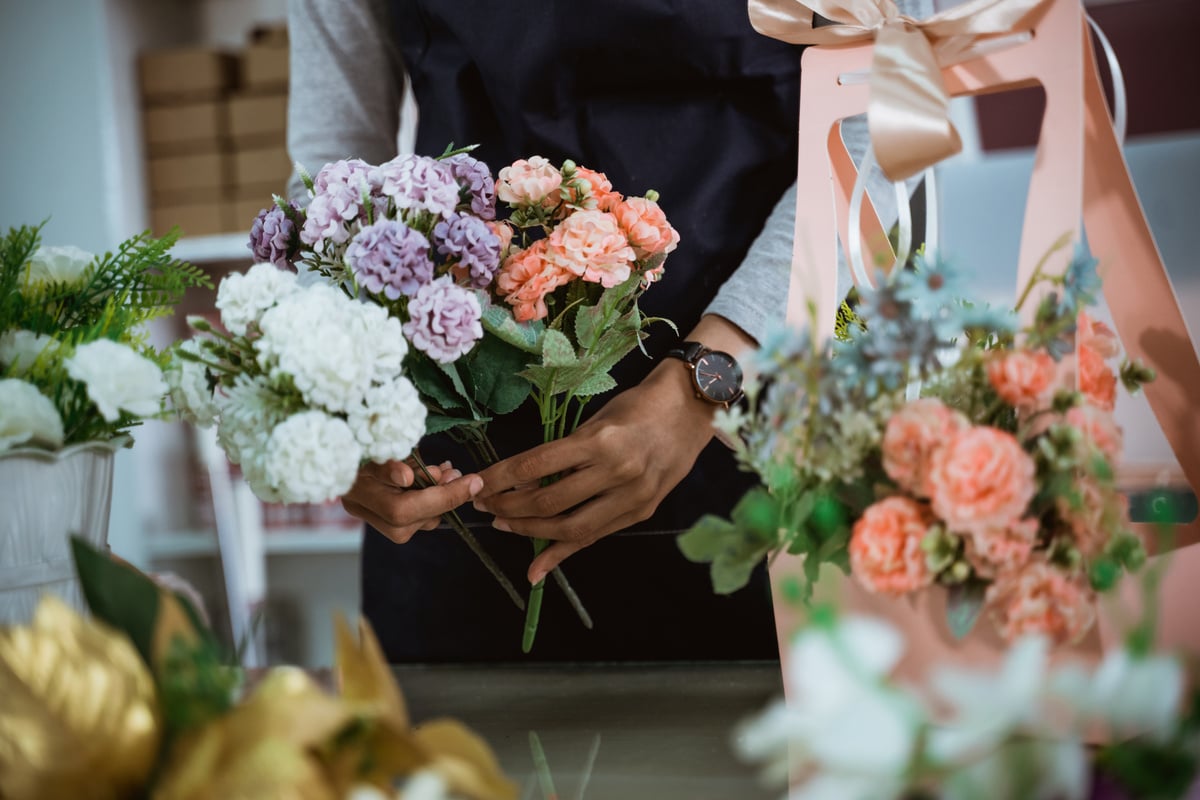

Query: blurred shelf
148;527;362;559
171;233;252;265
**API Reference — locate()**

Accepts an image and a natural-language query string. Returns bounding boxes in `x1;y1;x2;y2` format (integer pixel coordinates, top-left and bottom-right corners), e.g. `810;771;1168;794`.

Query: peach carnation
964;518;1039;579
1066;402;1123;465
572;166;622;212
986;561;1096;645
545;209;636;288
496;156;562;206
929;426;1036;535
987;349;1057;411
1078;344;1117;411
849;497;935;595
487;220;515;259
612;196;681;261
1078;311;1120;359
881;398;970;497
495;240;571;322
1055;474;1128;557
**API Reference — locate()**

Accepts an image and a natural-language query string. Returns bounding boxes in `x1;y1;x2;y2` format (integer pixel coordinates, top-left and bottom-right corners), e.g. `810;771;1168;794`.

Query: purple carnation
402;276;483;363
248;203;301;269
443;153;497;220
370;155;460;220
346;220;434;300
300;159;376;249
433;213;502;288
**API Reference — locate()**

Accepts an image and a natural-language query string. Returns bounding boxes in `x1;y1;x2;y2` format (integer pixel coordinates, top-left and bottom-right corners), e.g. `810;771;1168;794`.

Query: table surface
393;661;784;800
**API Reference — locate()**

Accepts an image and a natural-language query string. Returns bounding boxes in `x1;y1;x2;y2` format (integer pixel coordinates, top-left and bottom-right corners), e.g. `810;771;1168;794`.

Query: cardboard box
143;101;228;156
227;93;287;147
233;197;274;230
148;152;231;199
241;43;288;91
150;202;235;238
232;146;292;188
139;47;237;105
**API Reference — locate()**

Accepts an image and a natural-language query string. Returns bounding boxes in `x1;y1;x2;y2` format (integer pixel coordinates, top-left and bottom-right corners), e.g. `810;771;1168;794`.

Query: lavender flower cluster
245;151;504;364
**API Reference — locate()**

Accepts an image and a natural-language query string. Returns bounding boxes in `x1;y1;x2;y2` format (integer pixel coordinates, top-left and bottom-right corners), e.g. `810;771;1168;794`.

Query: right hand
341;459;484;544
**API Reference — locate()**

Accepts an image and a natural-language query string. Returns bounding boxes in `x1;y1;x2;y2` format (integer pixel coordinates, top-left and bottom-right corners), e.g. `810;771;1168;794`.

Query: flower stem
522;539;550;653
411;453;526;612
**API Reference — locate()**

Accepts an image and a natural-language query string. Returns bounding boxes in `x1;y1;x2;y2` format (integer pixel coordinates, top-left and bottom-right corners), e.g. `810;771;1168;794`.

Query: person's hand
342;459;483;544
473;315;752;583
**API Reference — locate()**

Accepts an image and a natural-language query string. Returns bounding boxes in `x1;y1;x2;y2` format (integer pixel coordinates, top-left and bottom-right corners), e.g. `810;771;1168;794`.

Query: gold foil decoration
747;0;1051;181
0;597;161;800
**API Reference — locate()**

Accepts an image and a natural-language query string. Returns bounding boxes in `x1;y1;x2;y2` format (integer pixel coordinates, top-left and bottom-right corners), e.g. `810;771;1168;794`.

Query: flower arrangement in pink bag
681;237;1155;646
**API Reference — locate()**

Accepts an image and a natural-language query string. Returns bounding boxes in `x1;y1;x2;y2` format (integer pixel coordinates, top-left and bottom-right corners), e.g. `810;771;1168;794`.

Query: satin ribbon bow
750;0;1050;181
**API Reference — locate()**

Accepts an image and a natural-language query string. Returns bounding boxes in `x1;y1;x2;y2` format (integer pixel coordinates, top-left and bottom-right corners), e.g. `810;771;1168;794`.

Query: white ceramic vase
0;439;124;624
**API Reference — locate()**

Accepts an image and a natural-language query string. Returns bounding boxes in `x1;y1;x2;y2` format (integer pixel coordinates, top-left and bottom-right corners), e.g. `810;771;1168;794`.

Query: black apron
362;0;800;662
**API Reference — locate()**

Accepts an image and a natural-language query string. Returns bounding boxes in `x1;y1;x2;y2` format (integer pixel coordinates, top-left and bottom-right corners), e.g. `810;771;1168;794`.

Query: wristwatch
664;341;744;407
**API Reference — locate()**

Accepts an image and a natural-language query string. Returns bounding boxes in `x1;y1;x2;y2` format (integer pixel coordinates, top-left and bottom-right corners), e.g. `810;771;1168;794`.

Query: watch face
693;351;743;404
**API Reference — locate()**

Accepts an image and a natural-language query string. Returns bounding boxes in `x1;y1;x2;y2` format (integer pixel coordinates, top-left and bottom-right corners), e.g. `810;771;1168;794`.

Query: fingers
359;459;459;489
527;540;584;584
343;497;439;544
492;489;651;543
474;438;591;499
341;469;484;545
473;467;605;520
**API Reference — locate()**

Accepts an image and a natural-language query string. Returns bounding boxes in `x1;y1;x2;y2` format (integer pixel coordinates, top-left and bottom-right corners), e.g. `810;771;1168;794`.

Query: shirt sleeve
703;0;935;344
286;0;404;204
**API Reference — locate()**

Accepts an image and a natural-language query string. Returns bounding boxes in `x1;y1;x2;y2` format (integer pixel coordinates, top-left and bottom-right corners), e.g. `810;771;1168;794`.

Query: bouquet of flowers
0;223;209;453
680;237;1154;645
169;263;526;610
240;146;678;651
0;538;517;800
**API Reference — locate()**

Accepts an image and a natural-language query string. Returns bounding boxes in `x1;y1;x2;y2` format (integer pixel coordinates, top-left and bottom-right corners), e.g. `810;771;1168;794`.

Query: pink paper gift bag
762;0;1200;683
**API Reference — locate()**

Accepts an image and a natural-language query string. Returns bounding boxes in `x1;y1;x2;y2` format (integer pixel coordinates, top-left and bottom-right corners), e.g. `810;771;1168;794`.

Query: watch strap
664;340;708;363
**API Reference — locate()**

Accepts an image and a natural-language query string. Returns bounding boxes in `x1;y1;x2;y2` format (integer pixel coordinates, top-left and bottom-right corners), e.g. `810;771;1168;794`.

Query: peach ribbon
750;0;1051;181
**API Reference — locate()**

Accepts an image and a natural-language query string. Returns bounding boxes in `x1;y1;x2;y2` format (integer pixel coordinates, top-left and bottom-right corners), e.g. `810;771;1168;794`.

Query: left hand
473;315;752;583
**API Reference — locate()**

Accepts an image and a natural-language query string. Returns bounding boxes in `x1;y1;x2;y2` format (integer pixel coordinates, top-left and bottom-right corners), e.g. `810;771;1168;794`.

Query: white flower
257;284;376;413
264;411;361;503
215;261;299;336
941;737;1088;800
927;636;1051;764
736;617;923;796
346;785;394;800
64;339;166;422
0;379;64;451
22;245;94;290
347;378;427;463
165;339;219;426
399;770;450;800
215;374;289;502
0;329;59;373
793;772;907;800
1050;648;1185;742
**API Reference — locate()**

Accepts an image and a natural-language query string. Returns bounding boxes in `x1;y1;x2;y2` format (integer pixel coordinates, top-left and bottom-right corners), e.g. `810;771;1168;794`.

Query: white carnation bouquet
170;262;524;605
171;263;424;503
0;223;208;453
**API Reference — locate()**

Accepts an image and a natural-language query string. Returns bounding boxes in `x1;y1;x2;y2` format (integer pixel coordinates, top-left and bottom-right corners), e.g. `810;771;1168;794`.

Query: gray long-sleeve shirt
287;0;932;343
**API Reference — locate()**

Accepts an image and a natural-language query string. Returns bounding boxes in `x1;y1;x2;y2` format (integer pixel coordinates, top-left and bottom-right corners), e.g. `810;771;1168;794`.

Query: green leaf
425;414;479;435
731;488;783;542
541;328;578;368
480;296;544;354
71;536;161;665
435;359;479;417
407;354;467;412
573;273;641;348
712;554;760;595
573;371;617;397
464;334;532;414
946;579;987;639
678;515;738;561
